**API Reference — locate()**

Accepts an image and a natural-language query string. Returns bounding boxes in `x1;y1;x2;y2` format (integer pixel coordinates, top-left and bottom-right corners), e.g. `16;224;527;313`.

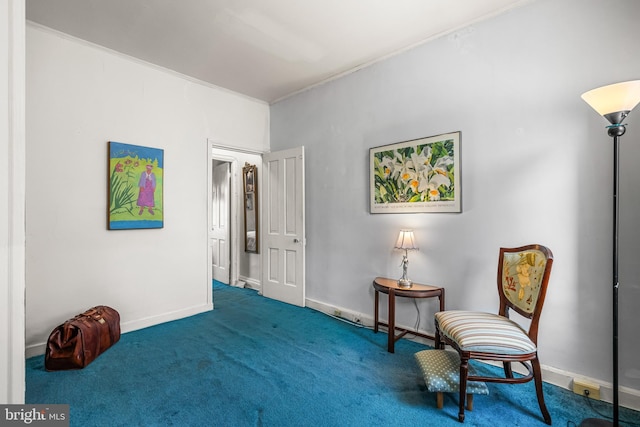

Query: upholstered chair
434;244;553;424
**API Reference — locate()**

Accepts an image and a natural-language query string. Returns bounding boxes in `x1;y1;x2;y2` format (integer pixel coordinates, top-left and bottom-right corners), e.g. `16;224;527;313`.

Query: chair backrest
497;244;553;344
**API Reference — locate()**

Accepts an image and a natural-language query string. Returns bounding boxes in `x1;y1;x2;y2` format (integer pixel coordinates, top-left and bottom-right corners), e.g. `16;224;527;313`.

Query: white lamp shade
581;80;640;117
394;230;418;250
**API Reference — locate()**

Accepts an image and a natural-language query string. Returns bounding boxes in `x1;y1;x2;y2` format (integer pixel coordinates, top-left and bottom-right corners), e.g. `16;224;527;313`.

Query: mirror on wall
242;163;258;253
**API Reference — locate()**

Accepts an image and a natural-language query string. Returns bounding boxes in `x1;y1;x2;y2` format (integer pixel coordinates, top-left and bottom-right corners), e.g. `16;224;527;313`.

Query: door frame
207;140;265;304
207;141;305;308
207;145;238;306
3;0;26;404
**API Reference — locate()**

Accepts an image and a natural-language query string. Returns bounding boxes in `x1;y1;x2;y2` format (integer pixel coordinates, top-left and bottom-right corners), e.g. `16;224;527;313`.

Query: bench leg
436;392;444;409
436;392;474;411
437;393;474;411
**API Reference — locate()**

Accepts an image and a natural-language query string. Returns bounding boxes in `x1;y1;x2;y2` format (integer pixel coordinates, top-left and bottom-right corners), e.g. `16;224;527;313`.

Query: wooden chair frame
435;244;554;424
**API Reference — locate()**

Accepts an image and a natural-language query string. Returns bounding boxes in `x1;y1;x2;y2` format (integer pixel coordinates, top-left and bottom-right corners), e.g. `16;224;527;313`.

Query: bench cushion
415;349;489;395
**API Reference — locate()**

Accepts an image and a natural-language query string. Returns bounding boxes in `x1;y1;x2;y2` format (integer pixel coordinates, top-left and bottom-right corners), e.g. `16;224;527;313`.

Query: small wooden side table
373;276;445;353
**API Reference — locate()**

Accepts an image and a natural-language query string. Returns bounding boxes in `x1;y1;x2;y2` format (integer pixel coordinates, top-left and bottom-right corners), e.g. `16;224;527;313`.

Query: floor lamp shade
581;80;640;124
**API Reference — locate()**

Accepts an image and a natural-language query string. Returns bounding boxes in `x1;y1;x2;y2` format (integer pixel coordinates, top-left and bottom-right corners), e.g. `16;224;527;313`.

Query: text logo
0;405;69;427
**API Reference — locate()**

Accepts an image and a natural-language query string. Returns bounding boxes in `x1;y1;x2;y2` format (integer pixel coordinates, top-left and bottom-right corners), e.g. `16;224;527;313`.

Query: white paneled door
262;147;305;307
210;161;230;284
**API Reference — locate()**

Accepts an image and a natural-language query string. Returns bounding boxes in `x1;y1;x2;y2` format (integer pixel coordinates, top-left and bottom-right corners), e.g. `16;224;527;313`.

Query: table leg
374;290;379;333
388;288;395;353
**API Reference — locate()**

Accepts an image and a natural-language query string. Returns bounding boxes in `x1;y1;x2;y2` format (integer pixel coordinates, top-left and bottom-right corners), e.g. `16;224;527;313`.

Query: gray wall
271;0;640;392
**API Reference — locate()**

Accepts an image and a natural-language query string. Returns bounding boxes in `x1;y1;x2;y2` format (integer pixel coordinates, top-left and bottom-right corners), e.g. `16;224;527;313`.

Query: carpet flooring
26;282;640;426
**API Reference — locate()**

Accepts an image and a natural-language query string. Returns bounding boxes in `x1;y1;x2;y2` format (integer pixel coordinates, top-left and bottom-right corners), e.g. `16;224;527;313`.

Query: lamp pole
578;125;623;427
610;125;623;427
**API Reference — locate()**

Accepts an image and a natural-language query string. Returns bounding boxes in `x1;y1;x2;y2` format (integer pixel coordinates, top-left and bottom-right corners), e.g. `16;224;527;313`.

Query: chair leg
503;361;513;378
434;322;444;349
532;358;551;425
466;394;473;411
458;356;469;422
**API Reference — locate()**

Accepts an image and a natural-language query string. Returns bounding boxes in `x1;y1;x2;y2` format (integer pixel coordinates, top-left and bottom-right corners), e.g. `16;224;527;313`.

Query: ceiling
26;0;530;103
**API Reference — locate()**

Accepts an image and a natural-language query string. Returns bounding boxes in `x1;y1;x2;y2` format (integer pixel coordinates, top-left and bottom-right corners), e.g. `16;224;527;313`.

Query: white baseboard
305;297;640;412
306;298;371;326
25;302;213;358
238;275;261;293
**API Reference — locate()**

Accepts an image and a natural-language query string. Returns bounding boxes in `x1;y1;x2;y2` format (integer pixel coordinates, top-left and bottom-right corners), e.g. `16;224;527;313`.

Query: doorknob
293;238;300;243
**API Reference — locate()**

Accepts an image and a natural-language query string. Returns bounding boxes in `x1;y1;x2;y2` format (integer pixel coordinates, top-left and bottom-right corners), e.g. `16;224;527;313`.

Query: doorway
207;141;263;307
207;141;306;308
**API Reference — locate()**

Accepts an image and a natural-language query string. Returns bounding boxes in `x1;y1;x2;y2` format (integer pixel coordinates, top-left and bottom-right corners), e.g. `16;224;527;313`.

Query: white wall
1;0;25;404
271;0;640;403
25;24;269;355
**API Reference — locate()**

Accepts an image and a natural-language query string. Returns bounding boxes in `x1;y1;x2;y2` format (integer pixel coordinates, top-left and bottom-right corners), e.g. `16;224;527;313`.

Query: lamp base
578;419;613;427
397;278;413;289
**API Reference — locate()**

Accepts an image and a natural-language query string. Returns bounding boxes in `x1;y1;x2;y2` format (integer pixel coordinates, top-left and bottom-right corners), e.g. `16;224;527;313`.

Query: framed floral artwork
108;141;164;229
370;131;461;213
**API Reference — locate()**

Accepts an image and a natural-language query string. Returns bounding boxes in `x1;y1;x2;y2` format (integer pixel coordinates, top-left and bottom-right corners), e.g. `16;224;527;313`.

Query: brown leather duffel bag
45;305;120;371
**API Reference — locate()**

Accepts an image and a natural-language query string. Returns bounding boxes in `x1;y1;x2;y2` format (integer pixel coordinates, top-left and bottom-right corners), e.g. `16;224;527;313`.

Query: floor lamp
580;80;640;427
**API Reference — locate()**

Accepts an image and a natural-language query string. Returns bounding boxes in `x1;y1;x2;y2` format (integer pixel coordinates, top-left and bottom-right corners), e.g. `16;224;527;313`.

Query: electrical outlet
573;378;601;400
352;315;361;324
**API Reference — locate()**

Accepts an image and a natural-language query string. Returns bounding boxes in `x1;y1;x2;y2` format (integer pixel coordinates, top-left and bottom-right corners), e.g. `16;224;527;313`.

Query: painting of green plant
370;132;460;213
108;141;164;229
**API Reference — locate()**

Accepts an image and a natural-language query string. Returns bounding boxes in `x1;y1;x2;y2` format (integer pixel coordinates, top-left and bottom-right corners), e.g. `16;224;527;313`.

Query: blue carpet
27;283;640;426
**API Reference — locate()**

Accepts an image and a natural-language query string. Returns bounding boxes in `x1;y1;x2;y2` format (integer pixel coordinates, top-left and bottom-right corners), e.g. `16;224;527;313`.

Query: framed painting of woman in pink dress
108;141;164;229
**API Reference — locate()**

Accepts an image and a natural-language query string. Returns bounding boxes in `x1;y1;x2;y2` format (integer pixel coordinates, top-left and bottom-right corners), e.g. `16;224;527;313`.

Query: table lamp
394;229;418;288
